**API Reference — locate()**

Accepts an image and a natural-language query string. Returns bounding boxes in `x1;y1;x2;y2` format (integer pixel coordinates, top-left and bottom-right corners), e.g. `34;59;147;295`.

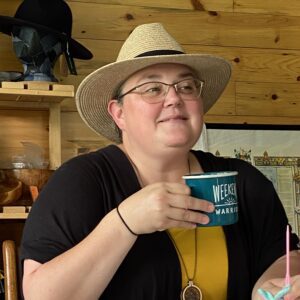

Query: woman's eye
179;84;194;93
143;85;162;94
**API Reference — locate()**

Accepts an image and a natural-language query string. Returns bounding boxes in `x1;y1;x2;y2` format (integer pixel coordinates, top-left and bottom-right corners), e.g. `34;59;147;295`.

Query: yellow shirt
168;227;228;300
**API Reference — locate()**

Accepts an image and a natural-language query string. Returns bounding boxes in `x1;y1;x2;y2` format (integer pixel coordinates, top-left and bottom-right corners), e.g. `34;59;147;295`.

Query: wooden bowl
0;180;22;205
0;169;53;204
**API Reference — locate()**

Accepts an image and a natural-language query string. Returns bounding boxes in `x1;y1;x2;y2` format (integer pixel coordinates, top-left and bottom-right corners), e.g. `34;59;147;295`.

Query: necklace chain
126;152;202;299
127;153;191;187
167;229;198;282
127;153;197;281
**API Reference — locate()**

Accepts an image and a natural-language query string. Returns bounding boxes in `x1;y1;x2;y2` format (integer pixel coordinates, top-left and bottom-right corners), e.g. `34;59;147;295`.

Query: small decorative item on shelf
11;155;26;169
11;141;49;170
0;168;52;218
0;180;22;206
29;185;39;202
0;181;22;205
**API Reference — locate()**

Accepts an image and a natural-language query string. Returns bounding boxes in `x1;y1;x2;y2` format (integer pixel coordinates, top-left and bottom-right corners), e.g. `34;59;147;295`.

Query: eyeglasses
117;78;204;104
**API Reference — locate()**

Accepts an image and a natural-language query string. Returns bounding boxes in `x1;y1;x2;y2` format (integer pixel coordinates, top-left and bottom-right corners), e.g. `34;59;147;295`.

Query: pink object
258;225;292;299
285;225;291;286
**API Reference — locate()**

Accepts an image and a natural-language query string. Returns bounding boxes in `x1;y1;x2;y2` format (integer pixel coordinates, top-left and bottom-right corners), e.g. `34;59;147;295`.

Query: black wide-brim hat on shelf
0;0;93;61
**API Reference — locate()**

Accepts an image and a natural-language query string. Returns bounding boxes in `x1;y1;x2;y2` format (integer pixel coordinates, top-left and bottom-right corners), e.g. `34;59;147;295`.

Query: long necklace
168;157;202;299
127;152;202;299
167;229;202;300
126;153;191;187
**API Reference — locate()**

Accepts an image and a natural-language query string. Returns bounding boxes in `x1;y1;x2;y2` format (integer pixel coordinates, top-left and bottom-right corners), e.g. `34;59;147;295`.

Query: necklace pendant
181;280;202;300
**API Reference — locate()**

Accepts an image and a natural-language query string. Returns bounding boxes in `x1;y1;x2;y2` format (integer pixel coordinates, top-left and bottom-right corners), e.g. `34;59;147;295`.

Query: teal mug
183;171;239;226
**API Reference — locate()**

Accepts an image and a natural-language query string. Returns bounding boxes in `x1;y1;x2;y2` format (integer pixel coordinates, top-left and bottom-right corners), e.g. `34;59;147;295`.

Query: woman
21;23;300;300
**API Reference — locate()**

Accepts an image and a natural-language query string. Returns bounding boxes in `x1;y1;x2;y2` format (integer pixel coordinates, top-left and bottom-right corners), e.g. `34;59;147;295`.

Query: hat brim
0;16;92;59
0;71;23;82
76;54;231;143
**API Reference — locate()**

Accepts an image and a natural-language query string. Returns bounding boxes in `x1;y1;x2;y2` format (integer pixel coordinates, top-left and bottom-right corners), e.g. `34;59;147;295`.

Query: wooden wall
1;0;300;165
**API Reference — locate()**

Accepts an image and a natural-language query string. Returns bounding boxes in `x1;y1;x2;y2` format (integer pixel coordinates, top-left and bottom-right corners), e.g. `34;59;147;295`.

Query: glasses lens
138;82;165;103
176;79;202;100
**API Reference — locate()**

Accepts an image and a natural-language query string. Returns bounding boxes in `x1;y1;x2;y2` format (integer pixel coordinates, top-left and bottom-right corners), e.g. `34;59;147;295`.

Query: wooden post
2;240;18;300
49;102;61;170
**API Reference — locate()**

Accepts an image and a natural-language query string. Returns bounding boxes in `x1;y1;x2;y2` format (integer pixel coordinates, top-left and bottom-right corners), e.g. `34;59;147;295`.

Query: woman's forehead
124;63;196;85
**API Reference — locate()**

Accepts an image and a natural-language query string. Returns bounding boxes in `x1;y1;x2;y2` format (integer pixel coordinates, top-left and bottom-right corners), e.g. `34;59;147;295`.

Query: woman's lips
158;115;188;122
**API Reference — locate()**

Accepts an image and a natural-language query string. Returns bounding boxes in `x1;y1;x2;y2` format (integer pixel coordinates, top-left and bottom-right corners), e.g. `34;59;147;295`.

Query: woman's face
109;63;204;153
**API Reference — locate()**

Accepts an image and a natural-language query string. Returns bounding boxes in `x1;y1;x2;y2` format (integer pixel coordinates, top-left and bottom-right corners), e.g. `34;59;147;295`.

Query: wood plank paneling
179;45;300;84
236;81;300;117
233;0;300;17
0;35;22;72
68;0;235;12
205;81;236;115
68;2;300;50
0;1;19;15
67;0;197;10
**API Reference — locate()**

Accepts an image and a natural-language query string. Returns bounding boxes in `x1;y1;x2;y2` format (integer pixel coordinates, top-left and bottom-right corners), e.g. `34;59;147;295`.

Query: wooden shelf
0;205;31;220
0;206;31;219
0;81;75;170
0;213;28;219
0;81;74;103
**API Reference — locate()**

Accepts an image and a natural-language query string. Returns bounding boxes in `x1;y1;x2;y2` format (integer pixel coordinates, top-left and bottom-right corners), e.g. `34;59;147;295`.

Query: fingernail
202;215;210;224
208;204;215;212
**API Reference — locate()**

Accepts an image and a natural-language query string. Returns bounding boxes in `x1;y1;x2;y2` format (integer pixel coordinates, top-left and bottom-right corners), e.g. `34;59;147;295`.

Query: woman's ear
108;100;125;130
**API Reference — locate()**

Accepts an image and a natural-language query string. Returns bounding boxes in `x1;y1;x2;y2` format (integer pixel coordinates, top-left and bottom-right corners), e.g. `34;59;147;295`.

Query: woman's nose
163;86;183;107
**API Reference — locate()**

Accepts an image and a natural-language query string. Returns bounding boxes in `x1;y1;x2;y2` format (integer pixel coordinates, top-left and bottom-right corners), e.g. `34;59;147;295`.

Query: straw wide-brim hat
76;23;231;143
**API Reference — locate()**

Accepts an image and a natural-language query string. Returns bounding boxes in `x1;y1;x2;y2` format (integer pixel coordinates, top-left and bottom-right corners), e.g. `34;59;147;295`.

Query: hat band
135;49;184;58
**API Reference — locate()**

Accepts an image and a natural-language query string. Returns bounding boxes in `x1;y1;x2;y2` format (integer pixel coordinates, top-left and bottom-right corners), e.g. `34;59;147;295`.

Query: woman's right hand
117;182;215;235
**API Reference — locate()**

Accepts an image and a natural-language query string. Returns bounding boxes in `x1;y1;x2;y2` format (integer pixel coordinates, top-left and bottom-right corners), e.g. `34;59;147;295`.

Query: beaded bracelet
116;206;138;236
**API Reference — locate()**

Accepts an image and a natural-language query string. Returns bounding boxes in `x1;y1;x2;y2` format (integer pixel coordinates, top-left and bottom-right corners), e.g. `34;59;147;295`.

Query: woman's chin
156;129;199;148
161;137;193;148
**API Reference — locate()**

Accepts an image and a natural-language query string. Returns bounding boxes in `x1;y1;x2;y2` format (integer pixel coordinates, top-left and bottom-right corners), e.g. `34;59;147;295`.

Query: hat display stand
0;0;93;85
11;25;65;82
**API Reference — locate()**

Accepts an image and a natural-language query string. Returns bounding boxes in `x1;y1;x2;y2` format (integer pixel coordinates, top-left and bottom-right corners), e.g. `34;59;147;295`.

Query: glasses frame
117;78;204;103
